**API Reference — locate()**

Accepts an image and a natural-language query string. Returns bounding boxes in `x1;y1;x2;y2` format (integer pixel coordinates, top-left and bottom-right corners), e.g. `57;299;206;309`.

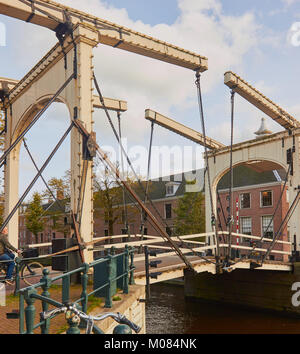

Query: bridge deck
133;255;292;285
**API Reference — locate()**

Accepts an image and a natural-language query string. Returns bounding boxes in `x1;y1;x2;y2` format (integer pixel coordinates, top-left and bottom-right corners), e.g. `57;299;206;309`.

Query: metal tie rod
0;73;75;165
73;119;195;271
0;122;74;233
23;138;65;213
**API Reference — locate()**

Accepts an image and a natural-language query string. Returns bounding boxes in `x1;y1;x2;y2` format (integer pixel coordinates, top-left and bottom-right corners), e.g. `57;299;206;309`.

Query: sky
0;0;300;200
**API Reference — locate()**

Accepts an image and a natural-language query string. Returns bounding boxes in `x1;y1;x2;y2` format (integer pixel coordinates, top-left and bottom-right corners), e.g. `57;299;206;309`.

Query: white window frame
240;216;252;235
240;193;251;209
261;215;274;239
260;190;273;208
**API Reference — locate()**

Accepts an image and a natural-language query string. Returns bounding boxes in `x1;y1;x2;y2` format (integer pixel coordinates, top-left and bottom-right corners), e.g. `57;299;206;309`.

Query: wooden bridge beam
224;71;300;131
0;0;208;72
145;109;225;150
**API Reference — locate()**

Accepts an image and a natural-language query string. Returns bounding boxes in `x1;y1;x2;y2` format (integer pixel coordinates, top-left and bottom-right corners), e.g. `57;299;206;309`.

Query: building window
104;211;109;224
262;215;274;239
261;190;273;207
104;229;109;236
52;232;56;239
165;182;180;196
240;217;252;235
240;193;251;209
144;228;148;235
165;204;172;219
166;185;174;195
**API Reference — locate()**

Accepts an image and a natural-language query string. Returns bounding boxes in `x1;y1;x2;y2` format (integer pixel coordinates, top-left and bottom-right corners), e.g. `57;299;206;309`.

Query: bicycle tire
21;262;44;286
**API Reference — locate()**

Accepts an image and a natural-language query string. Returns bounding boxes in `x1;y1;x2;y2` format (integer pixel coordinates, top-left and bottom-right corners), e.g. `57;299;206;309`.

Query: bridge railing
91;232;292;263
17;245;135;334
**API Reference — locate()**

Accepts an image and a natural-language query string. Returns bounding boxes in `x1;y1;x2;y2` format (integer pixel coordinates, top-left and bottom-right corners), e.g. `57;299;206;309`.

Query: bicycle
0;248;44;286
40;303;141;334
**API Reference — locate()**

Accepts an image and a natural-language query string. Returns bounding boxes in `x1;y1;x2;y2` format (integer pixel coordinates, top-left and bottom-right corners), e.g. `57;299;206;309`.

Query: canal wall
87;285;146;334
184;263;300;316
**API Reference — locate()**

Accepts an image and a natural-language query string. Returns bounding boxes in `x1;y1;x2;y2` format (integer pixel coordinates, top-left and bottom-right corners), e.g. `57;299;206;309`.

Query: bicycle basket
23;248;39;259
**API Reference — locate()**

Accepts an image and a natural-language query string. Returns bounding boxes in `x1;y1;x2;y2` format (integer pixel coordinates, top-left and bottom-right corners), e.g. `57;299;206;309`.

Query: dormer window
165;182;180;197
166;185;174;195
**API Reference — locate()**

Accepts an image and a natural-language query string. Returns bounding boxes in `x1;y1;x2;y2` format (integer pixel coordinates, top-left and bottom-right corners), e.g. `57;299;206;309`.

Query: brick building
217;165;290;261
17;166;290;261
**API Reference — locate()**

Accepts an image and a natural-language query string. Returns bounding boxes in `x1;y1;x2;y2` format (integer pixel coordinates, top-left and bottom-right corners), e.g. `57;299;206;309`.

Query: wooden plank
0;0;208;71
221;230;291;245
224;71;300;130
145;109;225;149
93;95;127;112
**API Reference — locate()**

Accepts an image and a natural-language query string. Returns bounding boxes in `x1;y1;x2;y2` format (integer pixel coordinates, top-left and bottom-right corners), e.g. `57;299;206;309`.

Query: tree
173;184;205;237
93;168;139;239
42;172;70;202
41;171;71;237
25;192;45;243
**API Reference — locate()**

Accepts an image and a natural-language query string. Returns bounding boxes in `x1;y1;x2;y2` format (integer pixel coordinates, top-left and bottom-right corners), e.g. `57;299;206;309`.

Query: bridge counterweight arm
0;0;208;72
145;109;225;150
224;71;300;131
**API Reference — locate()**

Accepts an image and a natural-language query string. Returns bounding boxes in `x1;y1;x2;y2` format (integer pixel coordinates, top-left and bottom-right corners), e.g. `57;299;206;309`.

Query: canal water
145;282;300;334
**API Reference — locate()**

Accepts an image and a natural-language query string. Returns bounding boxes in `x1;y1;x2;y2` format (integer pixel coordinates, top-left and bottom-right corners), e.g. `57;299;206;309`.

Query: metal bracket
83;132;97;160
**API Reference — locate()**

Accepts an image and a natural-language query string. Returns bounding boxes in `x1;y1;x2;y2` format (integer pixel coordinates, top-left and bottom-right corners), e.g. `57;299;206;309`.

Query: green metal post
129;246;135;285
14;257;21;296
105;254;113;308
24;289;37;334
80;263;90;314
19;292;25;334
110;246;116;256
41;268;51;334
124;245;129;294
62;272;70;304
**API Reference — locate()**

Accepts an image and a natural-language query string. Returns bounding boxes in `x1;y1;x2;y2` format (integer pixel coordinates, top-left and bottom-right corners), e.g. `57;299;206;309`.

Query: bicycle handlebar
40;304;141;334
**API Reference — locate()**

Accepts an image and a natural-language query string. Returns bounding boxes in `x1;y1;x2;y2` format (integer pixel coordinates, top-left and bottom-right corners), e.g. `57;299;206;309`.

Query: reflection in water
145;283;300;334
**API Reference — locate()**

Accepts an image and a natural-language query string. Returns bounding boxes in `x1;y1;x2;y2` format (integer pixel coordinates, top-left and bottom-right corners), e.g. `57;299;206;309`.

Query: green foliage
25;192;45;242
41;171;71;237
112;295;122;301
42;174;70;201
173;185;205;236
93;169;138;236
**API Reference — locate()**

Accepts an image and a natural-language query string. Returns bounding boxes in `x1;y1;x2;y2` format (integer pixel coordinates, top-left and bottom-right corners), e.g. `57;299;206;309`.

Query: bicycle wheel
21;262;44;286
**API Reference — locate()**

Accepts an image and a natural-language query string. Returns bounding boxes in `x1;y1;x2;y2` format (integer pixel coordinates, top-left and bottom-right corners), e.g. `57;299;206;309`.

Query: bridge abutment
184;265;300;316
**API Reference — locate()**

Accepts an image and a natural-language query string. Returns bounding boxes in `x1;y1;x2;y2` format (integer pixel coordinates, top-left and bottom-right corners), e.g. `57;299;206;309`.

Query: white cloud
282;0;300;6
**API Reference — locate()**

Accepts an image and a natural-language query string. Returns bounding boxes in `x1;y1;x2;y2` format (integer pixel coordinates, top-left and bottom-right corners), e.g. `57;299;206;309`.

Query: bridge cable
140;121;155;241
227;88;236;261
195;72;220;263
92;74;215;267
117;111;130;239
261;189;300;265
23;137;66;214
216;189;228;245
0;73;75;166
0;122;74;233
93;73;173;233
76;158;89;231
95;150;217;265
247;163;291;261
